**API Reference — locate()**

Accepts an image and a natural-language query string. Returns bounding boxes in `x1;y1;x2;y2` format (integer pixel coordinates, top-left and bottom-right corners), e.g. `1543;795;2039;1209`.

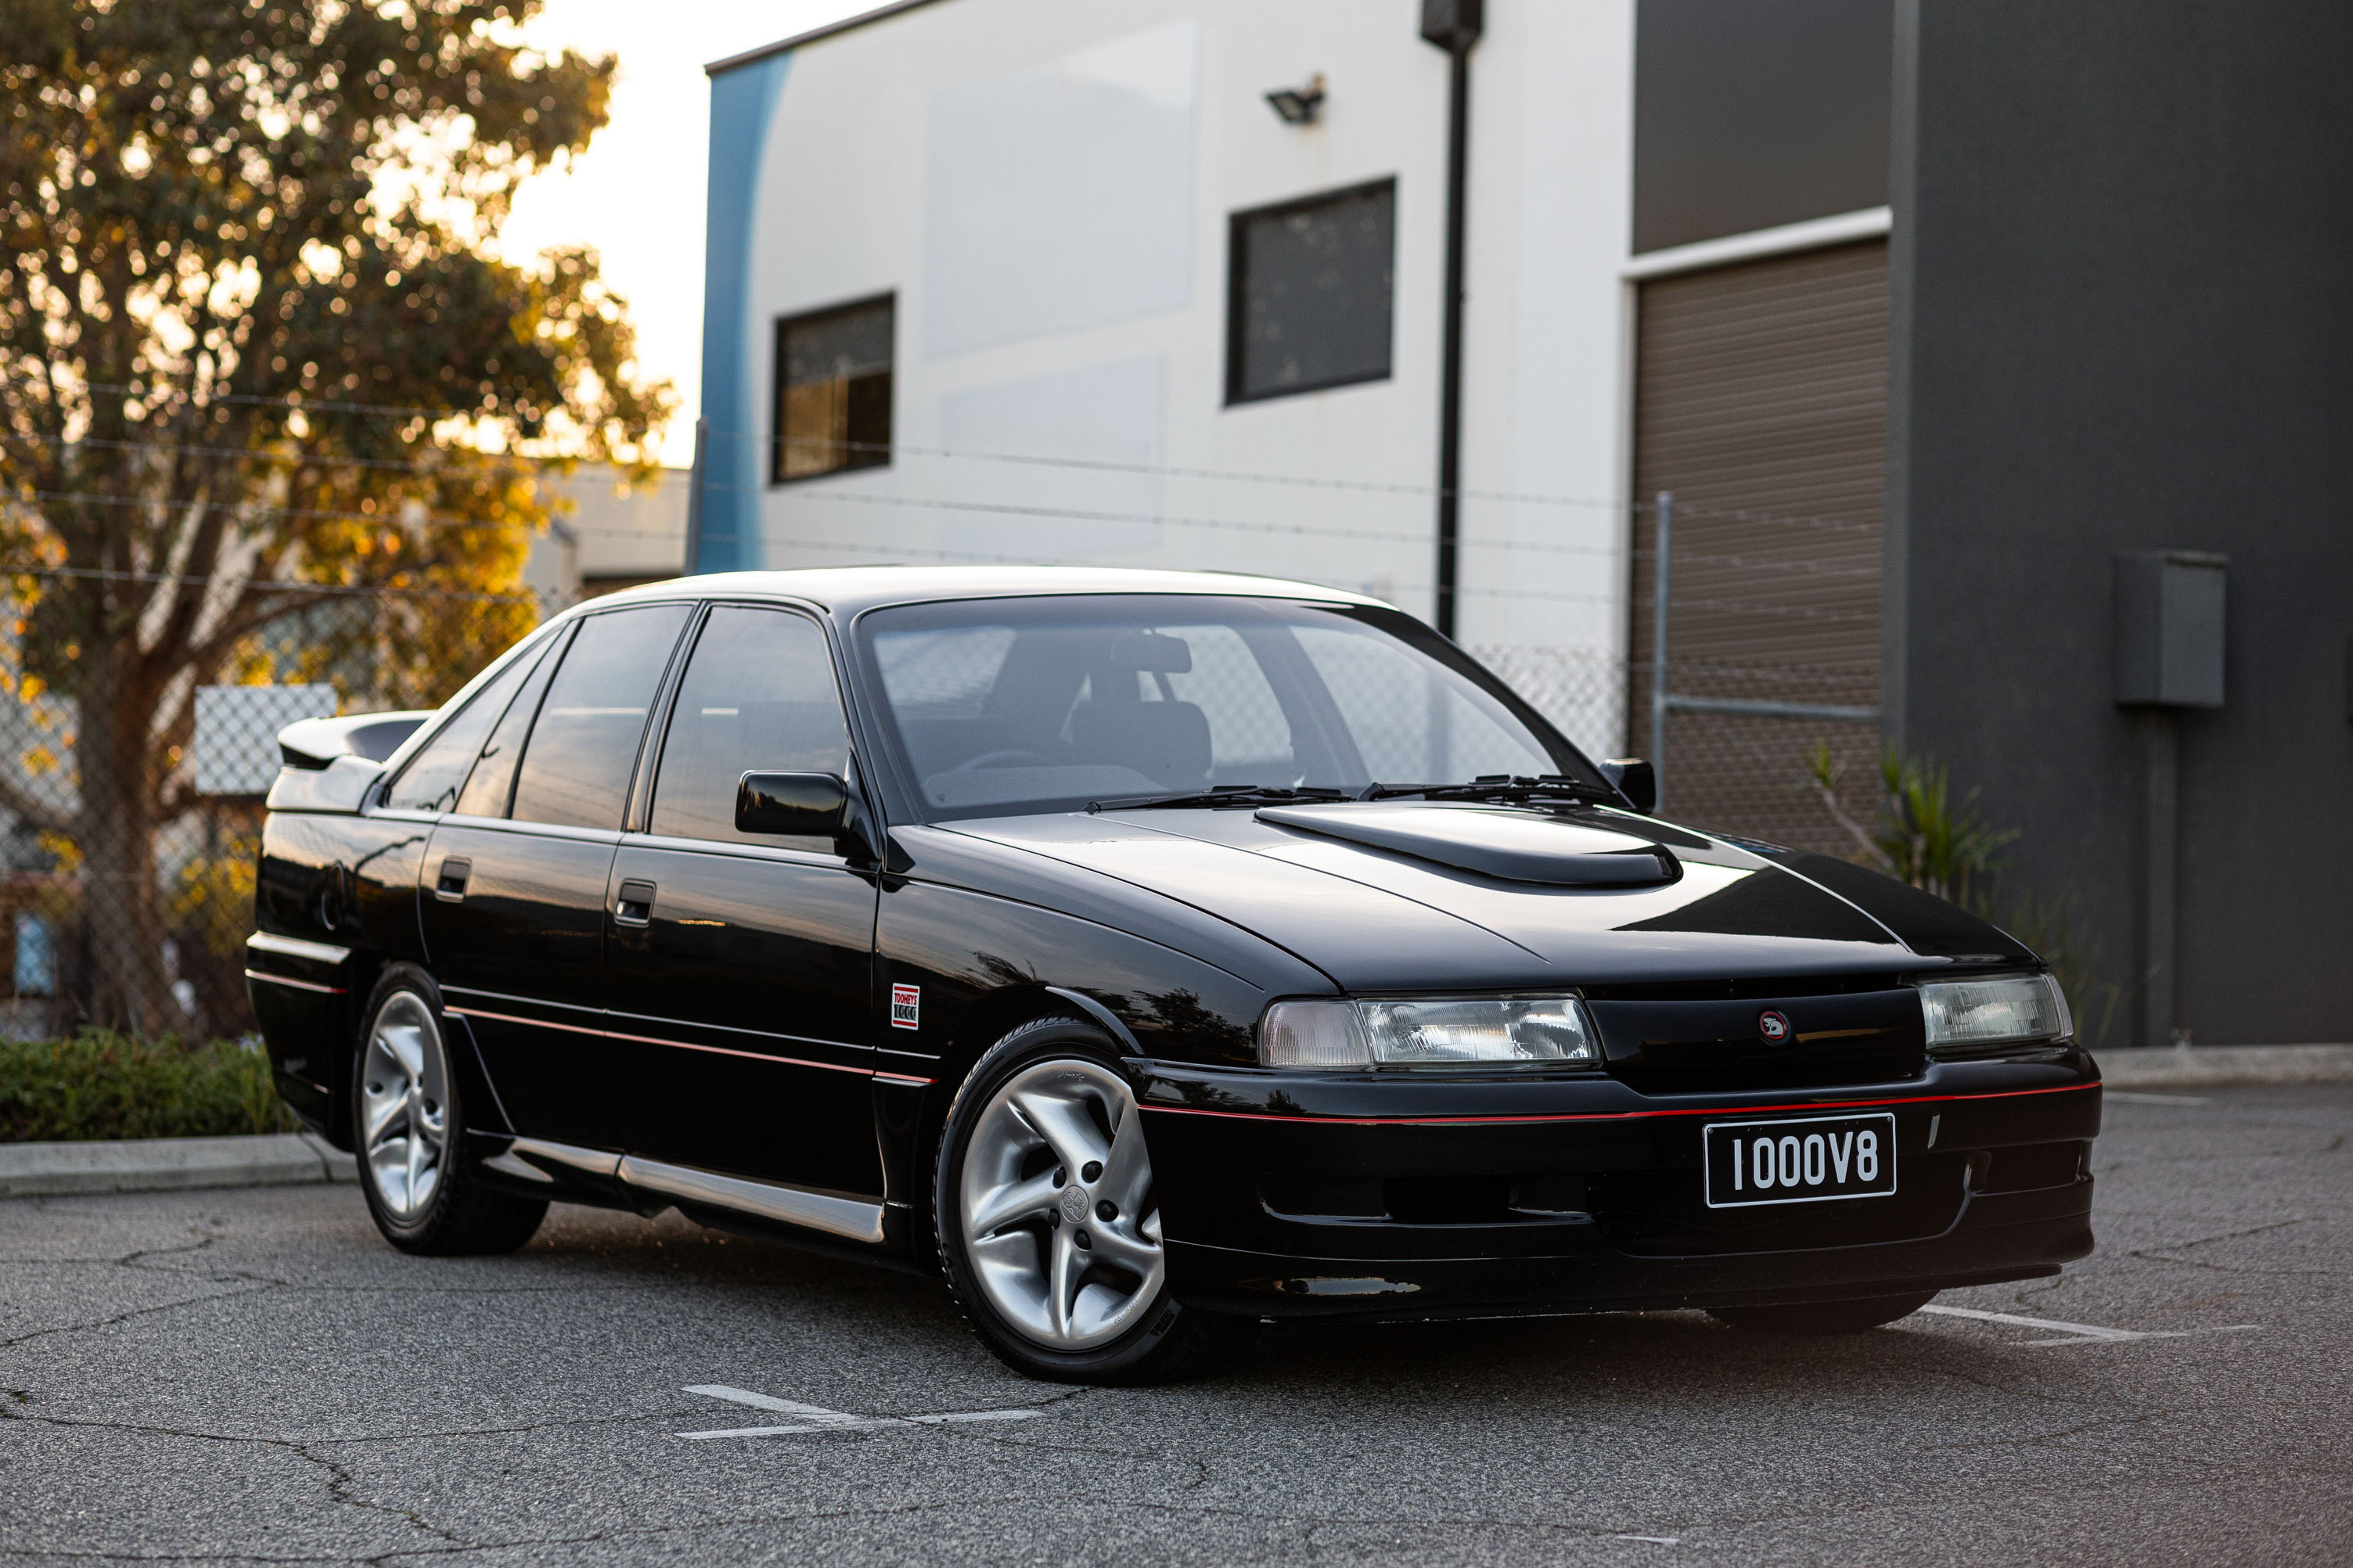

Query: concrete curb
2096;1044;2353;1089
0;1133;358;1199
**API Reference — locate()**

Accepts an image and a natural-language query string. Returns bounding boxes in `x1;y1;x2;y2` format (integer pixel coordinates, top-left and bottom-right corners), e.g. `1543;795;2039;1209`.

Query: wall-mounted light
1264;73;1326;126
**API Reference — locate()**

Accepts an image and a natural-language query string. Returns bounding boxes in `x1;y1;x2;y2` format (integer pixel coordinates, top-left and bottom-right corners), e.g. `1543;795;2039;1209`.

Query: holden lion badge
1758;1009;1792;1043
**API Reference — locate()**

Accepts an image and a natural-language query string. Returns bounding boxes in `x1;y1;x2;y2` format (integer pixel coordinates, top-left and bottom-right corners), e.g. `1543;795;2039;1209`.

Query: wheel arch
905;985;1128;1264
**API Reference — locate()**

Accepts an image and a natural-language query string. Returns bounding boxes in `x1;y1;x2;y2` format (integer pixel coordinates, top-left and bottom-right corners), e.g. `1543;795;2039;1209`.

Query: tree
0;0;671;1034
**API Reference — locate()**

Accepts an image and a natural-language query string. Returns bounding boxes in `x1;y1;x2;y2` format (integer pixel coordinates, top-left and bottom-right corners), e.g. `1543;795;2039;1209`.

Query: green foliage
1970;886;2121;1048
0;1030;299;1142
0;0;674;1032
1804;743;2117;1045
1805;743;2017;904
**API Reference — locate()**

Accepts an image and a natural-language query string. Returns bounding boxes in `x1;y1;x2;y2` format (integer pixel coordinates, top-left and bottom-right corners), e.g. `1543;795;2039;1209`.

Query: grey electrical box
2113;550;2226;707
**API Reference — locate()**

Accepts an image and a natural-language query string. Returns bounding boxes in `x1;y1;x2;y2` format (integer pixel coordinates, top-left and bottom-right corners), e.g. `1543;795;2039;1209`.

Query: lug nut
1096;1199;1117;1221
1074;1229;1092;1250
1049;1210;1060;1228
1052;1167;1067;1187
1081;1160;1103;1182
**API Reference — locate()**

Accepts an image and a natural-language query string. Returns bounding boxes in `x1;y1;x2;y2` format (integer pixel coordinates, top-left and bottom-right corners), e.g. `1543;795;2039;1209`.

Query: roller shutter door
1627;239;1887;849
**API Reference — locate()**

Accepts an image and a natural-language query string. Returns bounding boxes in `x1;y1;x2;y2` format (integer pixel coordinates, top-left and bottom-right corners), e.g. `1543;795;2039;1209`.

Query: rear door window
509;604;693;829
383;640;549;814
649;606;851;849
452;624;570;818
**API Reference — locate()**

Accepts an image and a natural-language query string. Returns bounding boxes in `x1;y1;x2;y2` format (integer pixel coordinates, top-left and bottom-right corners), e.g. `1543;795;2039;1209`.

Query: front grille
1587;1154;1970;1256
1585;984;1927;1094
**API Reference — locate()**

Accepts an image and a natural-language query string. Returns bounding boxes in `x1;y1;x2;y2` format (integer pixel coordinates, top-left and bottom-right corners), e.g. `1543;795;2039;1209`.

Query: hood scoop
1254;804;1681;887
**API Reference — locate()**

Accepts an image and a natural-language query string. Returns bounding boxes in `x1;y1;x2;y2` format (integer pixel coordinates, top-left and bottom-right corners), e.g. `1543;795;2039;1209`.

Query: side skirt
471;1134;888;1247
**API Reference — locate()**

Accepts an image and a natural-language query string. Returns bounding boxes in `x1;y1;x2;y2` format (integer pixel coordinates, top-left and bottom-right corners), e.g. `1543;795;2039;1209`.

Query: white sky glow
498;2;874;466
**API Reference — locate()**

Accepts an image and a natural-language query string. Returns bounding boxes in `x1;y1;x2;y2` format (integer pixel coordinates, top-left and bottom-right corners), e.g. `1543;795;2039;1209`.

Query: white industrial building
694;0;1898;760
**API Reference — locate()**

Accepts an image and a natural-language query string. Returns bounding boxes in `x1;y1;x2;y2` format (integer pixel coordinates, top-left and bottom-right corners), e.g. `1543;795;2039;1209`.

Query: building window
772;294;894;483
1226;179;1395;405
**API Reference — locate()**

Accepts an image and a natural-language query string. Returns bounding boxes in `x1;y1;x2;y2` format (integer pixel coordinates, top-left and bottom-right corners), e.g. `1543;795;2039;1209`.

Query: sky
496;2;875;466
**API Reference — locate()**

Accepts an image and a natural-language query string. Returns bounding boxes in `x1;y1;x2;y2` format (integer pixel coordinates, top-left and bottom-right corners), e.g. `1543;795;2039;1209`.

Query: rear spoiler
277;711;431;770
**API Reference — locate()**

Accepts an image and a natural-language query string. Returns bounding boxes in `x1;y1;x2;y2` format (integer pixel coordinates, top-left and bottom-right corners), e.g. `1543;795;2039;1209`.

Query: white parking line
1917;1304;2258;1347
2103;1091;2211;1106
676;1383;1046;1440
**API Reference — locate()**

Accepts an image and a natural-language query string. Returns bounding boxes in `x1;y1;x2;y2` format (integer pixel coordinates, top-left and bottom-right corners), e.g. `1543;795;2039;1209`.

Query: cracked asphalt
4;1086;2348;1566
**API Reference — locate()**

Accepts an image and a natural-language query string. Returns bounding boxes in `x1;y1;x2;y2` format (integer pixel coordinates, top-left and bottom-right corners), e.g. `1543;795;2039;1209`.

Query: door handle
434;857;471;902
613;879;657;927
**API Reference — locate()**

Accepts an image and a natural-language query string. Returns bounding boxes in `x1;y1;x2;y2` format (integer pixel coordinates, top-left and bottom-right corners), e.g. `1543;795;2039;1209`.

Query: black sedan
247;567;2099;1383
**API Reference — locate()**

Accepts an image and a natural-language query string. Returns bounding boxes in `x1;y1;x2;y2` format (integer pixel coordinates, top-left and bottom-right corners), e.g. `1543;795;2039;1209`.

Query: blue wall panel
696;52;791;574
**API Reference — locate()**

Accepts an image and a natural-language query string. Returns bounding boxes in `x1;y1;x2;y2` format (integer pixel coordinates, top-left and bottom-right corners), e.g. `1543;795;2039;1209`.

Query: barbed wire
12;484;1884;577
18;489;678;546
44;380;534;421
27;391;1877;534
3;432;549;480
0;563;541;603
747;530;1622;607
747;488;1623;556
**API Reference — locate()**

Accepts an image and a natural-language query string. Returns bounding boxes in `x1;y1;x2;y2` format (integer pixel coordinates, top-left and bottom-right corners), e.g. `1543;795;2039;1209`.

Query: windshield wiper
1089;785;1351;813
1365;775;1610;805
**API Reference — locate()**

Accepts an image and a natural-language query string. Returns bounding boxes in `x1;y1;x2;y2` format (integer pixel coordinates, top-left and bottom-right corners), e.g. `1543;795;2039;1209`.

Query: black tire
933;1016;1247;1385
351;964;547;1256
1708;1289;1938;1335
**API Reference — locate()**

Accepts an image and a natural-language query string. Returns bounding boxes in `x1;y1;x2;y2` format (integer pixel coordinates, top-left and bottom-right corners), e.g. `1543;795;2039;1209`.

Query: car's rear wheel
1708;1289;1938;1334
353;966;547;1256
934;1016;1243;1384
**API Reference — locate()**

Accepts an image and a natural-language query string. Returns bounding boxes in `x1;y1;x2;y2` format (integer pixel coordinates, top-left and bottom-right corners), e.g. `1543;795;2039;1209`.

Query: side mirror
736;771;850;837
1599;758;1657;815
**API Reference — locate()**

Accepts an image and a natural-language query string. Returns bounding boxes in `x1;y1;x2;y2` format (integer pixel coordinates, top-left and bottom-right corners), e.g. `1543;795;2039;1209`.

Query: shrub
1804;743;2121;1047
0;1031;300;1142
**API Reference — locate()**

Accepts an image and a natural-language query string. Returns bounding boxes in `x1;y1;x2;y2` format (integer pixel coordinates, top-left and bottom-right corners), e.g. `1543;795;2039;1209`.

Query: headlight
1258;997;1599;1069
1916;973;2071;1052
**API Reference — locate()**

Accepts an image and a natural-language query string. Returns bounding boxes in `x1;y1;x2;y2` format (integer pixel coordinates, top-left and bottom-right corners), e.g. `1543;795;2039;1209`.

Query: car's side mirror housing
1599;758;1657;815
735;770;883;865
737;771;849;836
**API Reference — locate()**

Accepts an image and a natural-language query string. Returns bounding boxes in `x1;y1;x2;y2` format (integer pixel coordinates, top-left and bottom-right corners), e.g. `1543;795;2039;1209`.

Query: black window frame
770;291;896;487
1225;177;1398;407
639;599;854;852
503;599;698;833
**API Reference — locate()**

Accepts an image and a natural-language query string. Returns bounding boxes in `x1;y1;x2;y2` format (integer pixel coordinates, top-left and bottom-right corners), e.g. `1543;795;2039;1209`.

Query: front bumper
1138;1052;2099;1321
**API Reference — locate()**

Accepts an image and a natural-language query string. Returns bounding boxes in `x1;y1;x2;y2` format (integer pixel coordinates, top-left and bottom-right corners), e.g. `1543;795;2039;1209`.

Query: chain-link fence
0;577;553;1045
2;546;1889;1048
1480;643;1880;855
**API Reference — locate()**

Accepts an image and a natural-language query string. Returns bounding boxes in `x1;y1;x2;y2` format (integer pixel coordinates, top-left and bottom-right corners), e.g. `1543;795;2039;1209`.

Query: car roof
560;565;1390;622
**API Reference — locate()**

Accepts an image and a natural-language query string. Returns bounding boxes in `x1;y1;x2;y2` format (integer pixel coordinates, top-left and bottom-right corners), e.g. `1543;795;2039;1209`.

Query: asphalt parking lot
4;1085;2348;1567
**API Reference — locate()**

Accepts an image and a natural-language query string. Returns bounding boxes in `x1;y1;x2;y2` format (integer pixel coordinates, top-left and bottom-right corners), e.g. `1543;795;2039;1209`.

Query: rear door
603;603;883;1195
419;601;693;1151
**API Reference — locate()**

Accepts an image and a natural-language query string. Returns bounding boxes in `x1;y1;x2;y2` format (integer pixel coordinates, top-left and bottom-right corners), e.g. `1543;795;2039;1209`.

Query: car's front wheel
934;1016;1241;1384
353;965;547;1256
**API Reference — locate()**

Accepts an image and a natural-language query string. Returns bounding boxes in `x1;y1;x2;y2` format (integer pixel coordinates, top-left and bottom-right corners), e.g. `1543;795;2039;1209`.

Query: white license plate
1703;1113;1898;1209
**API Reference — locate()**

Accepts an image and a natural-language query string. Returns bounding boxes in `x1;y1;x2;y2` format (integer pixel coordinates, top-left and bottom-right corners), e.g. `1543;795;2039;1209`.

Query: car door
603;602;883;1196
418;601;693;1152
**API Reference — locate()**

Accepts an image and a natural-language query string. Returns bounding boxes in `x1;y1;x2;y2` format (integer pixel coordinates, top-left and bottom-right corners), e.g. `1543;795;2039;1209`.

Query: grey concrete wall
1885;0;2353;1045
1634;0;1892;253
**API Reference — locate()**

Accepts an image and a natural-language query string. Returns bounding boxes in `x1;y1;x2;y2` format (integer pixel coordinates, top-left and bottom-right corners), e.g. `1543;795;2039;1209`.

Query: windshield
854;594;1599;821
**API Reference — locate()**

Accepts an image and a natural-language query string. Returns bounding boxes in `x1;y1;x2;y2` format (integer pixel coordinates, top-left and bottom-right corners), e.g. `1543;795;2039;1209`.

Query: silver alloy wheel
360;991;450;1222
959;1058;1164;1351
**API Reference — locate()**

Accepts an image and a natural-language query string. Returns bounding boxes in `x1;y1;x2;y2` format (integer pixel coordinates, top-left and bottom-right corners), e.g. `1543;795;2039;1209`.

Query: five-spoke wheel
351;966;546;1255
935;1016;1243;1383
360;990;449;1222
959;1058;1164;1350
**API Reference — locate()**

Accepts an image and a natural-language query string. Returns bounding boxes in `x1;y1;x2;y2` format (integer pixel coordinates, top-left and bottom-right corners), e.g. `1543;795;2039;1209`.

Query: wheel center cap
1059;1185;1089;1225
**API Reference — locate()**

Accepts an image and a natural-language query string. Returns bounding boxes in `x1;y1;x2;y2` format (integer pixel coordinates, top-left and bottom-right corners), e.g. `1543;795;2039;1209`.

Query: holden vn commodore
247;567;2100;1383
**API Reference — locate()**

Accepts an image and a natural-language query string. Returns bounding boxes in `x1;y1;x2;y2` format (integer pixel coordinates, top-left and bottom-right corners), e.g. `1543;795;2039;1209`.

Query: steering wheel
948;750;1059;771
